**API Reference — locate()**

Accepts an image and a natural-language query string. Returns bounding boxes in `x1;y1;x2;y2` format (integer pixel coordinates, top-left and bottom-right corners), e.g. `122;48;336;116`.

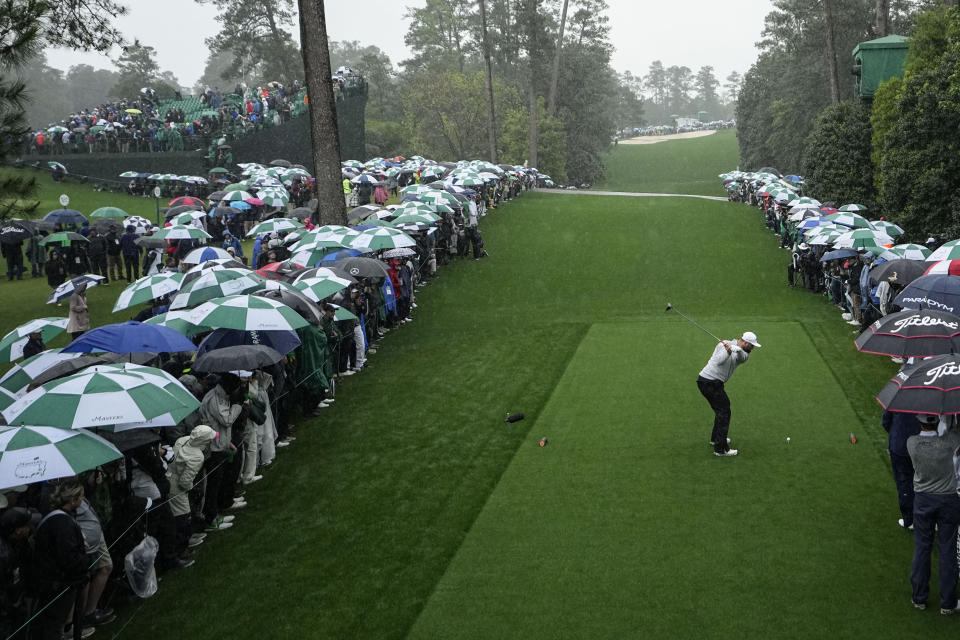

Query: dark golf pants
890;452;915;527
911;492;960;609
697;376;731;453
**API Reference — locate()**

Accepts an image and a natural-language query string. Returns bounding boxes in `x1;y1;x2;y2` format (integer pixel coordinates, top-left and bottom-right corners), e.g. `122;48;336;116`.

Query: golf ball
786;437;791;442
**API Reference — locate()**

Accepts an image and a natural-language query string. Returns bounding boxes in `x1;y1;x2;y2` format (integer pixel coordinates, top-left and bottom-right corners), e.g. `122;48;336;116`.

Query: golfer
696;331;761;457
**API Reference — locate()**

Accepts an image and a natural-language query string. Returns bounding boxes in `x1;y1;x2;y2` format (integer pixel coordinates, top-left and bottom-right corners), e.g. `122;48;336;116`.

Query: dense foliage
802;101;875;209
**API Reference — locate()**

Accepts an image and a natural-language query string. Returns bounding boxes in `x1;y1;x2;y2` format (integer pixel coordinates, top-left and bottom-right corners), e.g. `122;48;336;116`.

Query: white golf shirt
698;341;749;383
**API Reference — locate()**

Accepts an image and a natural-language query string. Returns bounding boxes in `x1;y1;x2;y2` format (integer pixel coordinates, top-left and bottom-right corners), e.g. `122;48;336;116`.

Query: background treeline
736;0;960;240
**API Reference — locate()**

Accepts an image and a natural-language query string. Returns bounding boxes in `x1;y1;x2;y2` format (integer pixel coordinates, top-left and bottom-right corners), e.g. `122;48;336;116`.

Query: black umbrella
28;351;156;389
91;218;122;234
895;274;960;315
334;256;389;279
197;329;301;357
208;191;228;201
855;309;960;357
269;159;291;168
758;166;781;177
869;259;927;287
135;235;165;249
877;354;960;414
165;204;204;219
252;287;322;324
192;344;284;373
0;220;35;244
347;205;382;223
819;248;858;263
289;207;312;220
210;206;239;218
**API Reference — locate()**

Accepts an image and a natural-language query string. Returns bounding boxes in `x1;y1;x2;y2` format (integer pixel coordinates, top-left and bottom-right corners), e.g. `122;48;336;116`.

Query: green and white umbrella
293;274;353;302
787;196;821;207
119;171;139;179
113;273;185;313
291;230;358;253
185;295;308;332
169;210;207;226
927;240;960;262
808;230;844;246
833;229;894;250
888;243;932;261
90;206;129;220
0;318;70;362
399;185;433;196
824;212;874;229
1;366;193;429
314;225;354;235
144;310;211;337
349;227;416;251
153;224;212;241
838;204;868;212
92;364;200;430
221;190;254;203
257;191;290;208
417;191;460;207
169;268;266;311
0;349;83;396
0;426;123;490
391;213;440;226
246;218;303;237
871;220;904;237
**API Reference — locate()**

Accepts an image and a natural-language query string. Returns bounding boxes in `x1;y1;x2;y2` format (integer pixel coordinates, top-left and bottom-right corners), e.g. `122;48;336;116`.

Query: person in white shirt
696;331;761;457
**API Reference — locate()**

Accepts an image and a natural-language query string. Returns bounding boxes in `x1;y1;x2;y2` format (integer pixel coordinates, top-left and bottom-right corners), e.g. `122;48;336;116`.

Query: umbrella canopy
170;268;266;311
293;274;353;302
43;209;87;225
185;295;309;332
251;288;323;324
888;244;932;261
819;248;858;262
924;260;960;277
349;228;416;251
0;426;122;490
192;344;285;373
1;365;196;429
855;309;960;357
90;207;129;220
832;229;893;251
91;219;123;235
63;321;196;354
823;212;874;229
876;354;960;414
246;218;303;237
895;274;960;314
838;204;868;212
180;259;248;287
183;246;234;264
0;220;35;244
871;220;904;237
334;256;390;279
143;310;210;338
123;216;152;235
169;196;205;208
869;259;928;286
40;232;88;248
86;363;200;430
197;329;301;358
47;275;105;304
0;318;69;363
0;350;84;396
153;225;212;241
221;190;254;203
927;240;960;262
255;261;306;282
169;210;206;226
112;272;184;312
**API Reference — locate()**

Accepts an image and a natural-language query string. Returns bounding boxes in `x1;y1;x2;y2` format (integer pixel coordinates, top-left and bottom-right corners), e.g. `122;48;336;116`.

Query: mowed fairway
1;135;942;638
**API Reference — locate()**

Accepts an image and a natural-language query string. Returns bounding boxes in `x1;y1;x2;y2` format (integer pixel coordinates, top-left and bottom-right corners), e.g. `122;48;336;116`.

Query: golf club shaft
671;306;724;343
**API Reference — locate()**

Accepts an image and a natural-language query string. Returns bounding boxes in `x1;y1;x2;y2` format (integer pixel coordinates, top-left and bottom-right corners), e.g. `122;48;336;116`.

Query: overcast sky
44;1;774;90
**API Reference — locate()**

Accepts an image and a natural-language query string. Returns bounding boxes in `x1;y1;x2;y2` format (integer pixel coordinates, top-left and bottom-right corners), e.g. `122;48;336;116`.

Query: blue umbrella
231;201;252;211
196;328;301;357
819;248;858;262
895;274;960;315
43;209;87;225
319;249;362;263
63;321;197;354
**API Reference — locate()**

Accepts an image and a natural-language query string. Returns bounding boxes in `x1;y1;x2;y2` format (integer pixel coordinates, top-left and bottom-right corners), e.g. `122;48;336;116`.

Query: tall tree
823;0;841;104
693;65;720;115
644;60;668;109
298;0;346;225
547;0;569;116
875;0;890;35
523;0;543;167
723;70;742;104
402;0;474;73
478;0;498;162
111;41;178;100
666;65;693;115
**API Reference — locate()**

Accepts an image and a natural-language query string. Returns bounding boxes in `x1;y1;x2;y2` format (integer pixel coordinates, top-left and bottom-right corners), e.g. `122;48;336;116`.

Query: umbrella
819;248;858;262
251;288;323;324
169;196;205;208
823;212;874;229
192;344;285;373
91;219;122;235
832;229;893;251
838;204;868;212
123;216;152;235
169;269;267;310
27;352;156;390
143;311;210;338
293;274;353;302
90;207;129;220
40;232;88;248
349;228;416;251
43;209;87;225
924;260;960;277
269;159;292;168
888;244;932;261
0;426;122;490
63;321;196;354
0;350;84;396
169;210;207;226
255;261;305;282
246;218;303;237
855;309;960;357
927;240;960;262
289;208;312;221
869;259;928;286
183;246;234;264
0;220;35;244
47;162;67;173
347;205;384;223
135;236;165;250
153;225;211;241
47;275;105;304
209;167;230;174
876;354;960;414
222;191;253;203
895;274;960;314
333;256;389;279
871;220;904;237
382;247;417;258
91;363;200;430
113;273;184;312
1;366;195;429
0;318;69;363
327;303;358;322
165;205;204;219
197;329;301;358
185;295;308;332
180;259;248;287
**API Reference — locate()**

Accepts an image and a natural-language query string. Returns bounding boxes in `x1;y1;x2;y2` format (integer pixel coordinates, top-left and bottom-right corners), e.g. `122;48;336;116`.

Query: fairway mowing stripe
539;188;727;201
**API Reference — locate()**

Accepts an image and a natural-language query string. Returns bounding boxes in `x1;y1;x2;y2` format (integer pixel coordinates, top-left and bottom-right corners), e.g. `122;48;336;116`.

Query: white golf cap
741;331;761;348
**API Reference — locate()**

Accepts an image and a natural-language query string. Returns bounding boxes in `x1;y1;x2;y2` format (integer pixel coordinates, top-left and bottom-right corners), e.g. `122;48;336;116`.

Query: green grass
0;132;935;638
594;129;740;196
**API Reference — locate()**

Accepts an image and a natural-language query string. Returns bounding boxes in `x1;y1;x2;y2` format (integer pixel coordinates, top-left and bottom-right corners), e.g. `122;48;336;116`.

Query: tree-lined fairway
0;133;941;638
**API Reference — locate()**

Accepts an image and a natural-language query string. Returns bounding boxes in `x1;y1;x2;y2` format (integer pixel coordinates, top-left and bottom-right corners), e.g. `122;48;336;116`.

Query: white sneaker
315;402;329;409
342;370;355;376
841;313;852;321
898;518;914;531
709;437;732;446
324;398;335;403
276;440;290;448
242;475;263;485
891;357;906;364
847;319;860;326
714;449;739;457
230;500;247;510
219;515;235;524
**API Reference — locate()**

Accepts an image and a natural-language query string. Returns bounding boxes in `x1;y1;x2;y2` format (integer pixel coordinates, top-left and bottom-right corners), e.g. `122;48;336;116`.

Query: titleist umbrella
877;354;960;414
855;309;960;357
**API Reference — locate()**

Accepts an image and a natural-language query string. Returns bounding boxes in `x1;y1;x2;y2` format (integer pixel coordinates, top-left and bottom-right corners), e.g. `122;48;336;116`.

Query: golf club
665;302;724;343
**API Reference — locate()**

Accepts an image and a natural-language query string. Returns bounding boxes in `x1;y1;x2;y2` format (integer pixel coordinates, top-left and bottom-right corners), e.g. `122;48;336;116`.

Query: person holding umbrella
66;283;89;339
86;228;109;284
22;330;45;359
1;240;23;281
120;225;141;282
45;250;66;291
696;332;761;457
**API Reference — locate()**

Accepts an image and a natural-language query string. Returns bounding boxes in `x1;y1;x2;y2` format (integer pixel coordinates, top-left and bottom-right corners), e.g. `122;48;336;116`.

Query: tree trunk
478;0;498;163
298;0;346;225
525;0;539;168
528;84;538;168
874;0;889;37
823;0;841;105
547;0;568;117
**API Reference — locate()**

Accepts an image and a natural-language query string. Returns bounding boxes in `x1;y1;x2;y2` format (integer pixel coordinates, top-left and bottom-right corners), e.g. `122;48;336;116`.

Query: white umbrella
0;426;123;490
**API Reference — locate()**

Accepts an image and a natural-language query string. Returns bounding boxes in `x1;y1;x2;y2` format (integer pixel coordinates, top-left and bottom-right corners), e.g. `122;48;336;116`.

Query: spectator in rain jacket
168;425;217;556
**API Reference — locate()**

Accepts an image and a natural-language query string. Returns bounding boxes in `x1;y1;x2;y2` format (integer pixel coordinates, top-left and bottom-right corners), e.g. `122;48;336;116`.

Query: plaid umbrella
0;318;69;362
169;269;266;311
47;275;106;304
1;366;195;429
246;218;303;237
349;228;416;251
185;295;308;331
0;426;123;490
153;225;212;241
112;272;184;312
